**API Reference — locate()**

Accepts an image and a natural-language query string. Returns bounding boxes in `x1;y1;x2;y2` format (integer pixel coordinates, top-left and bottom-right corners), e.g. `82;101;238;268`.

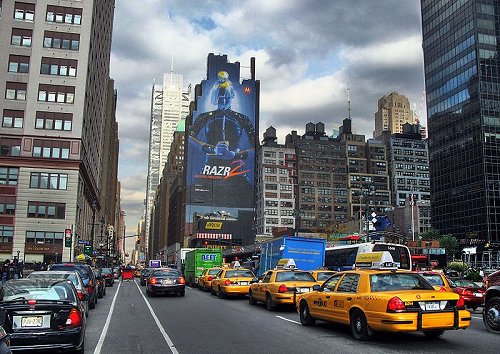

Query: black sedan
146;269;185;297
140;268;156;286
0;279;86;353
101;268;115;286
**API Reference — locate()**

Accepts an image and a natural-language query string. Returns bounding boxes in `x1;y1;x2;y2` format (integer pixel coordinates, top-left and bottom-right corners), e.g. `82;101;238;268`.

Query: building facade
421;0;500;246
373;92;415;139
0;0;116;263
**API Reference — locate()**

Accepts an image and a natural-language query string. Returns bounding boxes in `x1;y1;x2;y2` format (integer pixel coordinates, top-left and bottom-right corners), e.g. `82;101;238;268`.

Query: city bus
324;242;412;271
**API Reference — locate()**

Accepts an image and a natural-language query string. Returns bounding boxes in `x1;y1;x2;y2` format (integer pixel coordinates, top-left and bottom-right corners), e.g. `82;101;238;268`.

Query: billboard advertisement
185;54;258;246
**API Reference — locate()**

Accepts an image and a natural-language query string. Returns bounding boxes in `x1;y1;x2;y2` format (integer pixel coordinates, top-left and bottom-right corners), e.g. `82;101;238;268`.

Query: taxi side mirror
312;285;321;292
250;278;258;284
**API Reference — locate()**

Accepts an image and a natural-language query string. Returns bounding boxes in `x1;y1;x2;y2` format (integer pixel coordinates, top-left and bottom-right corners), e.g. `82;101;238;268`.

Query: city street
85;280;498;354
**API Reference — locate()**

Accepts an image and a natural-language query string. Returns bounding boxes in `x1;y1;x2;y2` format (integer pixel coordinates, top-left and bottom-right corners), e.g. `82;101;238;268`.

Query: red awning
339;235;360;241
195;233;232;240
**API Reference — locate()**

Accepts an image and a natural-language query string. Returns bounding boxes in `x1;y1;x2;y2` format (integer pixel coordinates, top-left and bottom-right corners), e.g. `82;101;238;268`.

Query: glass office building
421;0;500;246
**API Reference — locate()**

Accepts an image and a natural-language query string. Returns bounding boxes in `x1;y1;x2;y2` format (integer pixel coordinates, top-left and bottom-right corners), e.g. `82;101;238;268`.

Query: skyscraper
373;92;414;139
145;69;190;254
0;0;117;263
421;0;500;246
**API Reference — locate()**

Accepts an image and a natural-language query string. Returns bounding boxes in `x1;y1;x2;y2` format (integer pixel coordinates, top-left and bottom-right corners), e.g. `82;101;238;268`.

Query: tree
420;228;440;241
439;234;459;260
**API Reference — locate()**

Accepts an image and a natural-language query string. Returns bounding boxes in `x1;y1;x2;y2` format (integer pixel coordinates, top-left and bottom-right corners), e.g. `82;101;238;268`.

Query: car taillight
207;276;213;281
149;277;157;285
178;276;185;285
76;290;84;301
224;279;232;286
456;296;465;310
387;296;406;312
278;284;288;293
66;308;82;327
462;289;474;296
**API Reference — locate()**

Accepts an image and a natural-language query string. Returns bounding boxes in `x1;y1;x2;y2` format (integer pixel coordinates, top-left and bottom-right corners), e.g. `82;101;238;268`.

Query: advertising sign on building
185;54;259;246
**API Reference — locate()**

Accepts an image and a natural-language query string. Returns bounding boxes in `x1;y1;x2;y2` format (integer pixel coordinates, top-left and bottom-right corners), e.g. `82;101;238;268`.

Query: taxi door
253;271;272;302
308;274;343;321
330;273;360;324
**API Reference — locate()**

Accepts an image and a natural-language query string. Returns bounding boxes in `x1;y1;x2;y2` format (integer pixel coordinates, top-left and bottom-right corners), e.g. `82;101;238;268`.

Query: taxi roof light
355;252;400;270
275;259;297;270
231;261;241;268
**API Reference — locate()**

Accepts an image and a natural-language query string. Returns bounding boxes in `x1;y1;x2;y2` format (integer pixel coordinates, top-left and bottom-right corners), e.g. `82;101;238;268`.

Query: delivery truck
258;236;326;276
184;248;223;286
175;248;195;271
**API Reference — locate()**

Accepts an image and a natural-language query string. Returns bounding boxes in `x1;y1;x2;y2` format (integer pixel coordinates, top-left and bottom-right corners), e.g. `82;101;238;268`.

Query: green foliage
465;269;483;281
420;229;440;241
447;261;468;272
439;234;458;260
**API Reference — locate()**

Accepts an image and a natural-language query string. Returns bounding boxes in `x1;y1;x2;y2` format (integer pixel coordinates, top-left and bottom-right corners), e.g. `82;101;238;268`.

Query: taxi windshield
225;270;254;278
420;274;445;286
317;272;334;281
208;269;221;275
276;271;316;282
370;273;434;292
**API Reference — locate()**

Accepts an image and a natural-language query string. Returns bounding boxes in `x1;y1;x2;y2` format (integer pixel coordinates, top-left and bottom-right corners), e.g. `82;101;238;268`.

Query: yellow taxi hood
378;290;460;301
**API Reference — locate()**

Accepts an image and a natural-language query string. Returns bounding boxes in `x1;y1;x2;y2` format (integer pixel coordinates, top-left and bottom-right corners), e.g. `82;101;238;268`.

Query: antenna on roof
347;85;351;120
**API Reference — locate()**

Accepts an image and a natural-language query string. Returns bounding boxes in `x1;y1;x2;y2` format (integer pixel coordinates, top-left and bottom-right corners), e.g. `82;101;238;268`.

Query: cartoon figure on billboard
188;70;256;207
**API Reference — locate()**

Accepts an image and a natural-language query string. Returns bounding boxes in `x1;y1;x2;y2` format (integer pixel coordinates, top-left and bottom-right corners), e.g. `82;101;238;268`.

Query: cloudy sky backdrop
110;0;426;232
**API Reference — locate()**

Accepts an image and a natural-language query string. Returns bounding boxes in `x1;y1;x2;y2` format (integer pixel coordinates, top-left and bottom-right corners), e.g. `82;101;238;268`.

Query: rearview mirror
312;285;321;292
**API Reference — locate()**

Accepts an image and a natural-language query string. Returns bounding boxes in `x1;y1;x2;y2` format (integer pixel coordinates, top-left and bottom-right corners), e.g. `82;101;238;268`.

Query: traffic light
64;229;72;248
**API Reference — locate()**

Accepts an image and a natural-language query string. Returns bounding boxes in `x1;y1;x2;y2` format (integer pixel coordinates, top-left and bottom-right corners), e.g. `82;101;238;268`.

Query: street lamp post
90;200;97;251
425;241;432;268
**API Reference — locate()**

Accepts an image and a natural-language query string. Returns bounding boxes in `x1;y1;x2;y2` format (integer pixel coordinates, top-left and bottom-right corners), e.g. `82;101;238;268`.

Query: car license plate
297;287;310;293
240;281;248;285
425;302;440;311
475;293;483;297
162;279;173;285
21;316;43;327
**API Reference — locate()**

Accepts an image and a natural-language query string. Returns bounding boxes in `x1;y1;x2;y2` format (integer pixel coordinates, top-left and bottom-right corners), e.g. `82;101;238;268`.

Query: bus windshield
325;243;411;271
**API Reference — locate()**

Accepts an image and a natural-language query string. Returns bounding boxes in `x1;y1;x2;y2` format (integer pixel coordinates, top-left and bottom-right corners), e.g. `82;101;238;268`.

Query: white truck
175;248;195;272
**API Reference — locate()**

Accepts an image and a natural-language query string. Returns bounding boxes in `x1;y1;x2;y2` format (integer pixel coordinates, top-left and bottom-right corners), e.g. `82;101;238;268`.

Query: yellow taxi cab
248;259;320;311
310;269;337;285
296;252;471;340
210;262;255;298
134;267;142;278
197;267;223;292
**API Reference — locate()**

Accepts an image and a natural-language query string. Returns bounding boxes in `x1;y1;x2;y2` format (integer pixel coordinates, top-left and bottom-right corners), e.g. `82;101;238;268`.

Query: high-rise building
145;69;190;255
421;0;500;246
373;92;414;139
0;0;116;263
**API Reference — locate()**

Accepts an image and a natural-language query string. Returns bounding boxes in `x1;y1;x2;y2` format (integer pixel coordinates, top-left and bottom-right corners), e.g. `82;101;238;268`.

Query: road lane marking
276;315;301;325
134;279;179;354
93;280;122;354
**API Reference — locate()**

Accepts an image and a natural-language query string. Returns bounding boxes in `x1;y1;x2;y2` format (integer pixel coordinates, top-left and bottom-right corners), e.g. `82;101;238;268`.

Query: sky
109;0;426;232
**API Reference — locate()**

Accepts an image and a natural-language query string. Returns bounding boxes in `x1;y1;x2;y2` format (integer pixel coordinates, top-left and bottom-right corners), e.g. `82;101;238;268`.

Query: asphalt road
84;280;498;354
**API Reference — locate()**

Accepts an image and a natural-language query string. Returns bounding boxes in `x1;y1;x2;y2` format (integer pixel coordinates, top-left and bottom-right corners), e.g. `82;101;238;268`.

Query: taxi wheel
299;301;316;326
218;286;226;299
350;309;373;341
483;296;500;333
266;294;276;311
248;291;257;305
423;330;444;339
210;287;216;296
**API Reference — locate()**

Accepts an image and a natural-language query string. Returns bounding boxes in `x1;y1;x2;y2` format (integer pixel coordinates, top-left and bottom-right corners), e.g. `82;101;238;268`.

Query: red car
450;278;485;311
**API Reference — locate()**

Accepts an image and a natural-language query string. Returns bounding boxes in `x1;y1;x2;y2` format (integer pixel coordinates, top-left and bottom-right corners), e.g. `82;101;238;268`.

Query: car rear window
276;271;316;282
27;272;79;288
208;269;221;275
421;274;445;286
152;270;180;277
3;280;76;302
102;268;112;275
452;279;477;287
50;264;91;281
225;270;254;278
370;273;434;292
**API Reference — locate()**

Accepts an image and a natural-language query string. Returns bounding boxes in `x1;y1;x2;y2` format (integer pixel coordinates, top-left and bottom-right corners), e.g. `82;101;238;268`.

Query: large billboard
184;54;258;246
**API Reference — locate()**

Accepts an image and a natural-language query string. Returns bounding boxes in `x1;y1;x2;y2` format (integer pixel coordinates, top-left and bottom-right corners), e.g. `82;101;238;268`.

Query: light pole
90;200;97;252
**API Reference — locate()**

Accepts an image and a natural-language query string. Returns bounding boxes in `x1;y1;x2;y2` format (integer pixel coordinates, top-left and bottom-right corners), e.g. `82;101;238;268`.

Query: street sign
371;212;377;218
149;260;161;268
84;245;93;256
78;240;91;245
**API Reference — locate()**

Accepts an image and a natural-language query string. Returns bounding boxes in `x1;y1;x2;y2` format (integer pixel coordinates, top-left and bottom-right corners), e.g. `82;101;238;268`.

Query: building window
14;2;35;21
0;137;21;157
35;111;72;131
0;226;14;243
11;28;32;47
2;110;24;128
30;172;68;190
46;5;82;25
8;55;30;73
0;197;16;215
43;31;80;50
32;140;70;159
40;57;77;77
27;202;66;219
5;82;27;101
37;84;75;104
26;231;64;244
0;167;19;185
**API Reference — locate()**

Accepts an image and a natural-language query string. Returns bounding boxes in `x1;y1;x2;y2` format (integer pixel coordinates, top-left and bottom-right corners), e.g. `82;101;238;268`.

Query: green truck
184;248;223;286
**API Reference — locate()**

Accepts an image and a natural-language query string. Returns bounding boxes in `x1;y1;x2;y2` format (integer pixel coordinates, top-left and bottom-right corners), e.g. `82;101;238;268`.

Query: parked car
484;269;500;333
101;268;115;286
0;279;86;353
26;270;90;318
449;278;486;311
48;263;98;309
93;268;106;299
